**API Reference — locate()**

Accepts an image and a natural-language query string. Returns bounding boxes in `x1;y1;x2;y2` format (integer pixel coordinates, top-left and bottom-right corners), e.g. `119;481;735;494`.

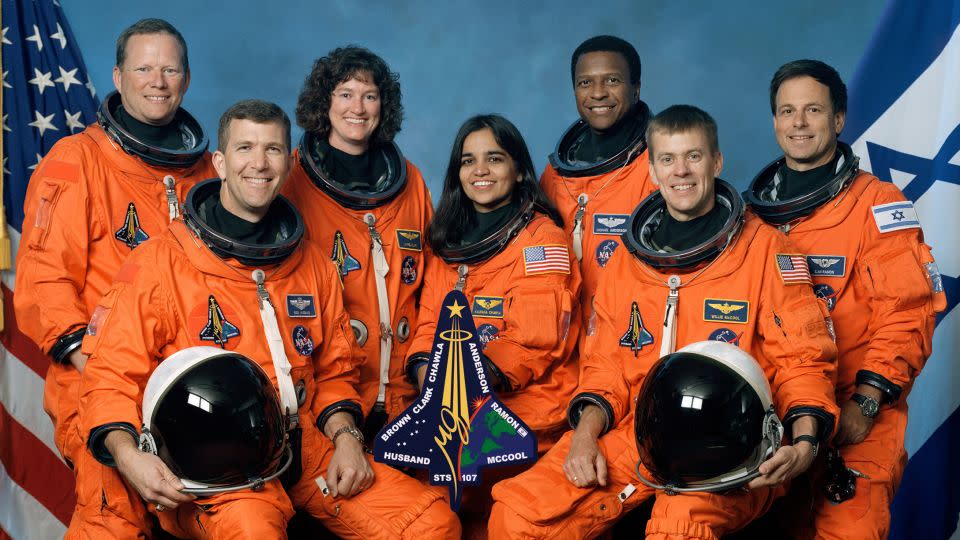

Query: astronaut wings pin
373;290;537;510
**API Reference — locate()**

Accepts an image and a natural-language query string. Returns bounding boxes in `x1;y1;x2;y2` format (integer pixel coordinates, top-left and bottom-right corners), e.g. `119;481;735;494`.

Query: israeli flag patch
872;201;921;233
593;214;630;235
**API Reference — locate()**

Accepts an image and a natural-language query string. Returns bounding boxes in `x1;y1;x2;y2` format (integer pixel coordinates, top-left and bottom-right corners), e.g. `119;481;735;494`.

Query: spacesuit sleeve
482;265;578;392
14;140;98;356
311;257;365;429
757;235;839;439
567;255;632;432
79;252;175;462
855;184;946;402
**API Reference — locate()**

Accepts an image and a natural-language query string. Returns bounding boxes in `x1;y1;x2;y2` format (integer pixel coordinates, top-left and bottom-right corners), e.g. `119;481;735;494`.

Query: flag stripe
844;0;960;144
0;337;59;459
1;285;50;379
0;458;68;539
0;402;75;525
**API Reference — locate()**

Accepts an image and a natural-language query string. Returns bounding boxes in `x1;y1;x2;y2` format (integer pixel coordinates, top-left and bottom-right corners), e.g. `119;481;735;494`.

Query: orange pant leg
645;484;783;540
59;367;153;540
289;426;461;540
66;447;153;540
490;428;657;539
155;480;294;539
812;406;908;540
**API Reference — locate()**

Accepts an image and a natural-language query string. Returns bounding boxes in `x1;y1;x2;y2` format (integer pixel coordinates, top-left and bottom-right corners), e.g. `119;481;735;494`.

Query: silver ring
155;503;166;512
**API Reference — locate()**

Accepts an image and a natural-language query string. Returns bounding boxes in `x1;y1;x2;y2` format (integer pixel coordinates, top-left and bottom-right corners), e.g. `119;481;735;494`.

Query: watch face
858;395;880;417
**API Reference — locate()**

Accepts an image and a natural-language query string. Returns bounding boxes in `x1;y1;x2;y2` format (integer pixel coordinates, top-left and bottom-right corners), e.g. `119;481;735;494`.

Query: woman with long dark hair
406;114;582;532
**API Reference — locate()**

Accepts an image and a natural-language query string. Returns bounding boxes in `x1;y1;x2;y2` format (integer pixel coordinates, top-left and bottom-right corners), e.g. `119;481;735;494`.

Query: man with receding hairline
15;17;214;538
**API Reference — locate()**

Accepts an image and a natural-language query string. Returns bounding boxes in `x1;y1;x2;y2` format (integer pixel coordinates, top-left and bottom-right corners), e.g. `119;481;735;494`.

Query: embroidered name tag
703;299;749;324
806;255;846;277
286;294;317;318
472;296;504;318
592;214;630;235
396;229;423;251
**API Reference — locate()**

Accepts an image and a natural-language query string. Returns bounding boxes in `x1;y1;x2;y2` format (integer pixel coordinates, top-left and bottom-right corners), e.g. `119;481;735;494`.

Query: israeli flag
844;1;960;537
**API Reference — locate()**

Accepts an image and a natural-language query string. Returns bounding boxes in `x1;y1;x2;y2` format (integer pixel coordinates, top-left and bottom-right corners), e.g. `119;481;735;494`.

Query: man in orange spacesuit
745;59;946;539
539;35;658;311
14;18;214;538
489;105;839;539
78;99;460;539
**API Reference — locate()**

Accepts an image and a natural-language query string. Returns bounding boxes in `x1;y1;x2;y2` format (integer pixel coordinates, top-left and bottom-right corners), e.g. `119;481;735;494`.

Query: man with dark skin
539;35;658;315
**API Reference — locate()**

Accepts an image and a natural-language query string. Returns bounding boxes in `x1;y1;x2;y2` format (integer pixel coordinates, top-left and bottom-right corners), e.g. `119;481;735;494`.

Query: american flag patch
776;254;812;284
523;245;570;275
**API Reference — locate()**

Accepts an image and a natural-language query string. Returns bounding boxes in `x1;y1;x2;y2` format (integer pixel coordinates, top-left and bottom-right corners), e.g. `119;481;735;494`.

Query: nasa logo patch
477;323;500;349
592;214;629;235
401;255;418;284
814;283;837;312
292;325;314;356
596;239;619;268
708;328;741;346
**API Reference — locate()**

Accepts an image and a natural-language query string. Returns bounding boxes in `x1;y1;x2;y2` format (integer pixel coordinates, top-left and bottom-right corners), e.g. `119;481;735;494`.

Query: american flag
523;244;570;276
2;0;98;537
775;253;812;285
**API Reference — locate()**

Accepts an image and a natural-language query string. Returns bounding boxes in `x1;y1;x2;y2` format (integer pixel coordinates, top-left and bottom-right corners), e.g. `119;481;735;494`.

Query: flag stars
2;70;10;89
1;27;11;46
29;68;55;95
85;78;96;98
891;210;905;222
28;153;43;171
25;24;44;51
55;66;81;92
3;157;10;176
28;110;58;137
50;23;67;49
64;109;84;131
2;114;10;132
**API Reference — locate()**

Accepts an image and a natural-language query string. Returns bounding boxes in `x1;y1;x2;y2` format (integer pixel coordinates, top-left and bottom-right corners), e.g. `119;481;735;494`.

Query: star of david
863;123;960;324
891;210;905;221
866;122;960;202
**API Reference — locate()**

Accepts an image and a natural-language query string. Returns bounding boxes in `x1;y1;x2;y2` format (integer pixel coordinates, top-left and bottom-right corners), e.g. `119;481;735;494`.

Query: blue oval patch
292;325;314;356
401;255;417;285
477;324;500;350
708;328;741;346
813;283;837;312
596;240;619;268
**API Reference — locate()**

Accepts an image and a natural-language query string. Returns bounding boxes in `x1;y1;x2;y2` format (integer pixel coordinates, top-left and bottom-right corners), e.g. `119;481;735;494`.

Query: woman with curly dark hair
282;46;435;448
405;114;582;533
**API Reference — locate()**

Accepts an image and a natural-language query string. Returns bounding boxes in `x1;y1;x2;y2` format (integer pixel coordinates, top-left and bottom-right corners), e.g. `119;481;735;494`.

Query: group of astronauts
14;15;946;540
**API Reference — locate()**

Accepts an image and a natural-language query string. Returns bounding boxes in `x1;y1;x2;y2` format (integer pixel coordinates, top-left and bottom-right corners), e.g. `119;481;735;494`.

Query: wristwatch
792;434;819;458
331;425;365;446
851;393;880;418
